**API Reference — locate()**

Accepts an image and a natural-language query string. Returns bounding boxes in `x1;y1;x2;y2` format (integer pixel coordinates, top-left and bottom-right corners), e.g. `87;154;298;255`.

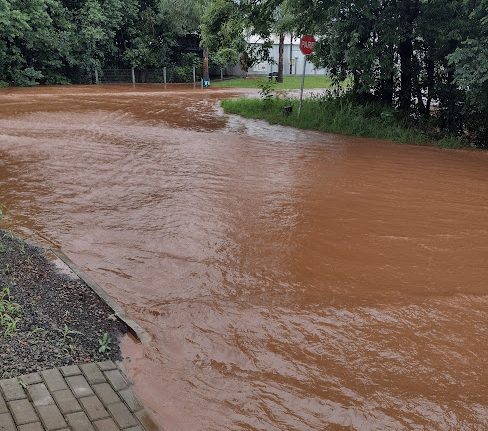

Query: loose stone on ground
0;362;159;430
0;230;127;379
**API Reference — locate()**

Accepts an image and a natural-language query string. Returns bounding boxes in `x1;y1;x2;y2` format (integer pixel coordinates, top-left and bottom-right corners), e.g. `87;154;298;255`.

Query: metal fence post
94;69;99;85
163;67;167;84
131;67;135;85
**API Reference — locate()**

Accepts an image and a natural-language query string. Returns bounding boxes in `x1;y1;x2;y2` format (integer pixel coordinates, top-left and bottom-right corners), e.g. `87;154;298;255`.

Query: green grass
221;96;465;149
213;75;336;90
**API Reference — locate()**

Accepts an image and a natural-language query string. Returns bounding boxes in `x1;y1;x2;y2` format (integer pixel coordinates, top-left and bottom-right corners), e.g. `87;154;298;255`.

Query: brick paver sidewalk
0;361;159;431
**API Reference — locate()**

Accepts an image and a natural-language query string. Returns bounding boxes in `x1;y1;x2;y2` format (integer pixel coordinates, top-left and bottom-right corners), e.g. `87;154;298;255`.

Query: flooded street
1;85;488;430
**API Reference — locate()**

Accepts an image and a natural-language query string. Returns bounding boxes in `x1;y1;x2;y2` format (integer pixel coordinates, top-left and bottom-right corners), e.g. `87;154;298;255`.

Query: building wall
226;35;328;77
250;43;327;76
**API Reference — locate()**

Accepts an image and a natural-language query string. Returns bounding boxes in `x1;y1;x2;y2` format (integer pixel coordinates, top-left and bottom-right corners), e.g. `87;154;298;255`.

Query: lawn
213;75;335;90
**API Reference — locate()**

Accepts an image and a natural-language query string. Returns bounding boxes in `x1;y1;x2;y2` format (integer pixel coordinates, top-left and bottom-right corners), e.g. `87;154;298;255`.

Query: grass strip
213;75;336;90
221;97;464;149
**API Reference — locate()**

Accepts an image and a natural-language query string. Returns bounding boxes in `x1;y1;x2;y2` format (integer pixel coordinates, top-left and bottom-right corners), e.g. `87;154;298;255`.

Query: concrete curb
50;248;153;345
16;230;152;344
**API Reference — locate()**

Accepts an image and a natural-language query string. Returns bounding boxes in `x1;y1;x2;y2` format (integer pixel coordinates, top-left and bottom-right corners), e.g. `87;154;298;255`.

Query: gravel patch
0;230;127;378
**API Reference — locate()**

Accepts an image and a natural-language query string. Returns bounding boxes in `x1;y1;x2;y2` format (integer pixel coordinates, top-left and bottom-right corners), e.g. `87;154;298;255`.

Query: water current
0;85;487;430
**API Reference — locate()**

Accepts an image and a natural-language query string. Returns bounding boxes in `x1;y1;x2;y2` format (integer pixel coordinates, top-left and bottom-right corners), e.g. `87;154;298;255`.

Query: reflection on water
1;85;488;430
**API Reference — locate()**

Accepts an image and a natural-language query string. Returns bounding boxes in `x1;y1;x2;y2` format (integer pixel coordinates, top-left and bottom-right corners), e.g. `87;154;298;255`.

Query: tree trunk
398;0;420;114
425;56;434;118
277;33;285;83
379;46;394;106
203;48;209;82
289;33;293;75
379;72;394;106
398;37;414;113
352;69;361;100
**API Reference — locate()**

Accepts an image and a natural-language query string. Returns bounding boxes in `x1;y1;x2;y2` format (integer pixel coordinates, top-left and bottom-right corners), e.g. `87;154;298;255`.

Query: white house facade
228;34;328;76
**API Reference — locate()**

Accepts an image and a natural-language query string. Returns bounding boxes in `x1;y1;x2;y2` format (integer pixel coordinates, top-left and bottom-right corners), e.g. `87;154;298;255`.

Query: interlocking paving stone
96;361;117;372
65;412;95;431
20;373;43;385
41;370;68;393
18;422;44;431
52;389;82;415
79;396;109;421
0;392;7;414
0;412;16;431
118;389;142;413
27;383;55;407
0;379;27;401
93;418;119;431
66;376;94;399
106;402;138;428
0;363;157;431
8;399;39;425
91;384;119;406
103;371;128;392
60;366;81;377
37;404;67;430
80;364;106;385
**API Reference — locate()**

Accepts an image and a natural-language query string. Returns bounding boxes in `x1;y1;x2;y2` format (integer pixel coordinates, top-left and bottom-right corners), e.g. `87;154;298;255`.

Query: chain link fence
96;66;226;85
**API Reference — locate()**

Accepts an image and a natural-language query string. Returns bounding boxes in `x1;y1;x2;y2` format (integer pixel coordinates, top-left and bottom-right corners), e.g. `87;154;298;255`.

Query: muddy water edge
0;85;487;430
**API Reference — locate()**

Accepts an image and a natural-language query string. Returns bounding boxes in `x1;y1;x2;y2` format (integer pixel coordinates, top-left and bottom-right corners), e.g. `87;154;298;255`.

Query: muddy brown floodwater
1;85;488;430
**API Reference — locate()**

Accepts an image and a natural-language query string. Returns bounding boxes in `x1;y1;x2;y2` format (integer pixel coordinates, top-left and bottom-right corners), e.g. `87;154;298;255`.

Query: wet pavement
1;84;488;430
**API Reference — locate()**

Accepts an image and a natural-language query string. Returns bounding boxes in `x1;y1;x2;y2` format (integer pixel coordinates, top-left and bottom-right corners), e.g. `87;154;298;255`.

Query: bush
44;74;72;85
168;66;194;83
12;68;43;87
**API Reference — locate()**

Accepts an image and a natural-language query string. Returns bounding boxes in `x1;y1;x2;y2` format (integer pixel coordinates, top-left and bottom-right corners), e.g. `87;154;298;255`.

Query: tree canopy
0;0;204;86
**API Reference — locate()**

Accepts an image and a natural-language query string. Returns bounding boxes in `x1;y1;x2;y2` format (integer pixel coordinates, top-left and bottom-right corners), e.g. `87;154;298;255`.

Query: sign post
298;35;316;118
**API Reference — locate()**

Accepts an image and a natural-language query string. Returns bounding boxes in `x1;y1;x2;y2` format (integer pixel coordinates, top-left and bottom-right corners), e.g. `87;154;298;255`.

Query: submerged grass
221;96;466;149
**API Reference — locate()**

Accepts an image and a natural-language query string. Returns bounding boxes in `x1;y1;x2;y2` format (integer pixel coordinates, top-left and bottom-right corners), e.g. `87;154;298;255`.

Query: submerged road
0;85;487;430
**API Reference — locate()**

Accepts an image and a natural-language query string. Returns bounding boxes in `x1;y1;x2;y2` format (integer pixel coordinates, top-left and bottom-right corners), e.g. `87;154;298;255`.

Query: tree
449;0;488;144
200;0;245;78
0;0;206;85
274;3;295;83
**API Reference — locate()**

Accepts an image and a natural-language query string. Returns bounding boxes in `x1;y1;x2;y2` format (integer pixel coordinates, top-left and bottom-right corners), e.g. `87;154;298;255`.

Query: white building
229;34;328;76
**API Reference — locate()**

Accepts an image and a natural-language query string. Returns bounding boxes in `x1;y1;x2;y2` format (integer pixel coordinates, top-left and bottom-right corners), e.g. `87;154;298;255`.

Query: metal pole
131;67;135;85
298;58;307;118
193;66;196;84
163;67;167;84
94;69;99;85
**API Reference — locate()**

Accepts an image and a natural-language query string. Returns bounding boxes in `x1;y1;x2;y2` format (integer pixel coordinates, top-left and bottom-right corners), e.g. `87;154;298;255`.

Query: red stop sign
300;35;316;55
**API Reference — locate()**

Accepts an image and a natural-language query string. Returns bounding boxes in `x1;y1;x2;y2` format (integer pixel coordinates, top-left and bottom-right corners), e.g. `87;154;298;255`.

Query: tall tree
200;0;245;75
